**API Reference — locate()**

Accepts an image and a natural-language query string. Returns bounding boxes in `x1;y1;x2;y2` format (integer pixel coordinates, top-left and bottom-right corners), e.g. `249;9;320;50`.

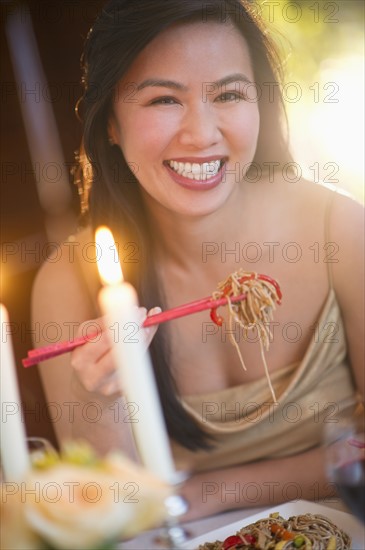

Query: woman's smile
163;156;227;190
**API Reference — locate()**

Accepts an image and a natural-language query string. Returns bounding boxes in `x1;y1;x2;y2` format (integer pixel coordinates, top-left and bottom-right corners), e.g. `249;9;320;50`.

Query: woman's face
110;21;260;218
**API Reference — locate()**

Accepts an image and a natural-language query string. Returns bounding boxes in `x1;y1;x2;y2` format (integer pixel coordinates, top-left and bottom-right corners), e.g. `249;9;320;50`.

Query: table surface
120;498;355;550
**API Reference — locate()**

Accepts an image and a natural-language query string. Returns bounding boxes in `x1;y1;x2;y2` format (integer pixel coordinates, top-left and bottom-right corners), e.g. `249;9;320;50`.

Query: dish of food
197;512;350;549
181;501;365;550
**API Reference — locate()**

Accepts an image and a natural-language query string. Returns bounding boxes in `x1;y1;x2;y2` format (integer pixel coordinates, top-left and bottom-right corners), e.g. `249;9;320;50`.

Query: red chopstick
143;292;247;327
22;292;247;368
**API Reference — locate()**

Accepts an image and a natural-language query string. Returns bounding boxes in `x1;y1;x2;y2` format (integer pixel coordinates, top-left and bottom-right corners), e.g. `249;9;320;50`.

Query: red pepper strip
222;535;243;550
210;307;223;326
210;272;282;326
257;274;282;303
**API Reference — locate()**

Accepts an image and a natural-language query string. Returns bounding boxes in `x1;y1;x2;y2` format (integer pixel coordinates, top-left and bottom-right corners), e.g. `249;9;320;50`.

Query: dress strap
324;189;337;290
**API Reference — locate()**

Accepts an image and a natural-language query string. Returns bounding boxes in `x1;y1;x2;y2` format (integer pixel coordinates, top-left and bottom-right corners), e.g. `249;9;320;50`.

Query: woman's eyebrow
136;79;188;91
136;73;252;92
216;73;252;86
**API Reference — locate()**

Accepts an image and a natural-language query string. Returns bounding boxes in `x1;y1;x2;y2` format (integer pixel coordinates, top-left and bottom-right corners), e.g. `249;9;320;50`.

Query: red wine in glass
332;457;365;523
325;413;365;524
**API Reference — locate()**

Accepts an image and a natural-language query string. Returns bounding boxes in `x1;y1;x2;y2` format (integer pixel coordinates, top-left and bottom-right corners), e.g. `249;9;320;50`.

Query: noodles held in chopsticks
211;270;282;403
198;512;351;549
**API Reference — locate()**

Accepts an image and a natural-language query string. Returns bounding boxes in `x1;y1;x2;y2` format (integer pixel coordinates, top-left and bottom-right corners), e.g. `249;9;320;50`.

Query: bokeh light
258;0;364;203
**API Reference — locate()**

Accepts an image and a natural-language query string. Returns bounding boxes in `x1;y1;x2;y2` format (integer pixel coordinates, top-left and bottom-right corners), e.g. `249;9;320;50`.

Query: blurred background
257;0;364;203
1;0;364;444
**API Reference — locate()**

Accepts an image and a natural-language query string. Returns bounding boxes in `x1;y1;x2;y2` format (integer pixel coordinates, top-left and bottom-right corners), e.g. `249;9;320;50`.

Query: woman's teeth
167;160;222;180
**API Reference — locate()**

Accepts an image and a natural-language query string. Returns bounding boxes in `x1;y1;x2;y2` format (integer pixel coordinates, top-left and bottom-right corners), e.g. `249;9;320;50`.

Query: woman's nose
178;104;221;149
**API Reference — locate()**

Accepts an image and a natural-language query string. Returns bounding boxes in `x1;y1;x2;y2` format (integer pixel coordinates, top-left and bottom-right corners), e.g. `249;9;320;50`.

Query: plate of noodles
180;500;365;549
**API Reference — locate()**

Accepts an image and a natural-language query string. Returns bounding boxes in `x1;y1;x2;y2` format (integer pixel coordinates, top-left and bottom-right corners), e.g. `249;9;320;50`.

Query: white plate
181;500;365;549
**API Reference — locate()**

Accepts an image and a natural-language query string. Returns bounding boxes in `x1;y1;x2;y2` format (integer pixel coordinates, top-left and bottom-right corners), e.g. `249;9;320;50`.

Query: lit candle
96;227;176;483
0;304;30;480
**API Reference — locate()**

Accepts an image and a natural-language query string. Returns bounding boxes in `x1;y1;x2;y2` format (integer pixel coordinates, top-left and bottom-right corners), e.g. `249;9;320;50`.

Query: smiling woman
31;0;364;521
108;21;260;214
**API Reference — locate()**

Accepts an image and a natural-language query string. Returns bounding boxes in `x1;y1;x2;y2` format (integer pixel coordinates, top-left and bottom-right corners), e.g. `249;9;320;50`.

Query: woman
32;0;364;520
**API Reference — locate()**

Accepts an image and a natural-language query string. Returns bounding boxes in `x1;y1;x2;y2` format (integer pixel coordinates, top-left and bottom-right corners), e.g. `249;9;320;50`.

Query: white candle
0;304;30;481
96;227;176;483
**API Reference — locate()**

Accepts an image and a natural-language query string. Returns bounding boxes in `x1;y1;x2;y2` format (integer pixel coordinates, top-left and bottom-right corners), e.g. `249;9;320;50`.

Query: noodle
211;270;281;403
198;512;351;549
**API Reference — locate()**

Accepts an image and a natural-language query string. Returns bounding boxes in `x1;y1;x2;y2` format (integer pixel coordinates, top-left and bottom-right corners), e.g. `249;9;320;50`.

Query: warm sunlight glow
308;56;364;166
287;55;364;203
95;226;123;285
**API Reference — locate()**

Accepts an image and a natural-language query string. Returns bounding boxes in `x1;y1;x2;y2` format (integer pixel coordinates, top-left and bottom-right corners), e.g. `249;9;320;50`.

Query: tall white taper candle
0;304;30;480
96;228;176;484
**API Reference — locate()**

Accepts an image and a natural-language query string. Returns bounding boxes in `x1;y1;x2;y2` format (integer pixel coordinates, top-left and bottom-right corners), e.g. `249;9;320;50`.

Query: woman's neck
145;185;249;270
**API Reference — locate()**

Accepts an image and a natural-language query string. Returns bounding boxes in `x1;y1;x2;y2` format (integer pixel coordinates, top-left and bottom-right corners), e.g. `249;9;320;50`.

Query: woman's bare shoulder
328;188;364;275
299;180;364;239
273;177;335;201
32;226;99;327
265;177;361;217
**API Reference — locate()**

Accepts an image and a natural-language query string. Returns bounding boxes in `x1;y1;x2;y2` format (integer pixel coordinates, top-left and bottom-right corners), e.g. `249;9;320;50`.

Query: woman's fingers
71;317;117;392
143;306;161;348
72;318;109;363
125;306;161;349
98;375;121;397
72;347;120;394
70;308;161;394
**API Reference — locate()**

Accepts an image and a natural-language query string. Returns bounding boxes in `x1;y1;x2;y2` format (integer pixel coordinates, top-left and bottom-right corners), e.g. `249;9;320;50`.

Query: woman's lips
163;159;227;191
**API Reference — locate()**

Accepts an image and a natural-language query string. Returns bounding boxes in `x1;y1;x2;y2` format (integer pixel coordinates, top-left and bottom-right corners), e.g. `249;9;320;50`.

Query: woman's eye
216;92;245;103
149;96;179;105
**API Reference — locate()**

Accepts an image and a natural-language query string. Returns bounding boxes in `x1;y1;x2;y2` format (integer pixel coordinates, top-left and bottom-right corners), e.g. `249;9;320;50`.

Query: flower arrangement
1;441;171;550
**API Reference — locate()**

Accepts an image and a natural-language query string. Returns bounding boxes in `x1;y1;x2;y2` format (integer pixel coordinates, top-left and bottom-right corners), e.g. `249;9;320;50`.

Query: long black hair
75;0;293;450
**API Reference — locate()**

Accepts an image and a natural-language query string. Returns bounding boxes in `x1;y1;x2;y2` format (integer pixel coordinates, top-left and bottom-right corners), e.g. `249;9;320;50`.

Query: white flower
1;441;172;550
23;464;133;549
22;455;170;550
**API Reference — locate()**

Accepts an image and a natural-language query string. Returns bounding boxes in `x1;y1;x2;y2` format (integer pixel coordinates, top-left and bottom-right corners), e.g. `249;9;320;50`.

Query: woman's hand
178;471;228;522
70;307;161;397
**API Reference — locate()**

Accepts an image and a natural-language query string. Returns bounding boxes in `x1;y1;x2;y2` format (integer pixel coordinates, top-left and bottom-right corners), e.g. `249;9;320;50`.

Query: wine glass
324;407;365;523
155;471;191;549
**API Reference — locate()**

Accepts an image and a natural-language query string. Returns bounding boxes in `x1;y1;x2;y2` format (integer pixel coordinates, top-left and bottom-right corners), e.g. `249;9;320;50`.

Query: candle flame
95;226;123;285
